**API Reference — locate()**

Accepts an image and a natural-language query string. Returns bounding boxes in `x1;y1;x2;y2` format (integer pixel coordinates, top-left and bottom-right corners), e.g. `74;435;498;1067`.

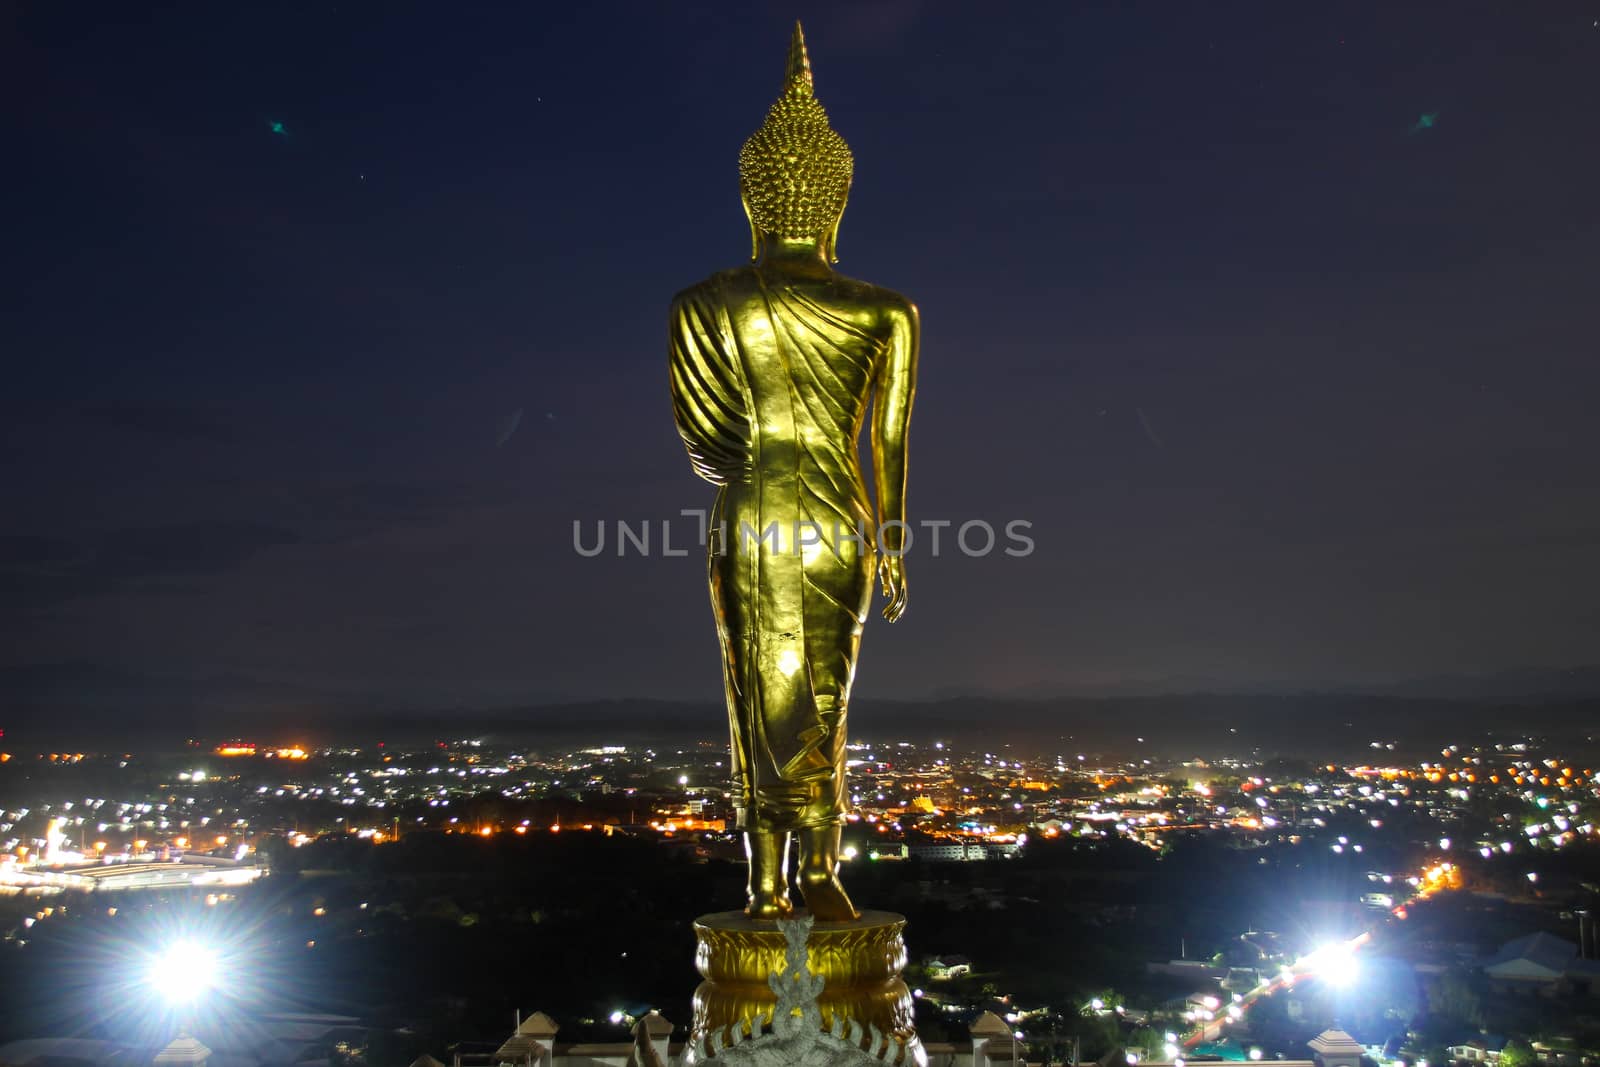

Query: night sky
4;3;1598;719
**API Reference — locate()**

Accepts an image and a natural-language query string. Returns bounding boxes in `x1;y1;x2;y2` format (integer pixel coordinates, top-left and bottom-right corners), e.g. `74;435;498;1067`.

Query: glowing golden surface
689;911;915;1054
668;21;919;921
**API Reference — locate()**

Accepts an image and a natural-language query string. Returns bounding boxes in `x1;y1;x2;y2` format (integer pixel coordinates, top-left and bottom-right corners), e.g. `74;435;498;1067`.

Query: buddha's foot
745;893;795;920
799;869;859;922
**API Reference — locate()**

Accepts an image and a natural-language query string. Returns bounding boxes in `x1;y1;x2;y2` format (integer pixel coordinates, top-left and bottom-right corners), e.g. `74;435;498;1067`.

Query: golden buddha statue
668;22;919;923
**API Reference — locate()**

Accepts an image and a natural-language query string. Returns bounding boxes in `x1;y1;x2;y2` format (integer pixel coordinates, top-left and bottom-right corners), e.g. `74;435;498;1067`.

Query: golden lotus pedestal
690;910;916;1054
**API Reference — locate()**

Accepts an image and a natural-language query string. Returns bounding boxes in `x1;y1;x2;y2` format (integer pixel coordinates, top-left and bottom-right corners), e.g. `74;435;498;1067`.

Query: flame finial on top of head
785;21;813;97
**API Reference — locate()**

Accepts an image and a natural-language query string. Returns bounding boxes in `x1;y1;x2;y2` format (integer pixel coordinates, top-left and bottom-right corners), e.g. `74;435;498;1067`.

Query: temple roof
154;1035;213;1066
1309;1030;1365;1055
493;1035;546;1061
633;1012;674;1037
515;1012;559;1038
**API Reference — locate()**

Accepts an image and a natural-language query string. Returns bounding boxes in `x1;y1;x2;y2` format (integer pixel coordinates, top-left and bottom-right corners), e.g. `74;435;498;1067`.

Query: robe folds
669;266;886;831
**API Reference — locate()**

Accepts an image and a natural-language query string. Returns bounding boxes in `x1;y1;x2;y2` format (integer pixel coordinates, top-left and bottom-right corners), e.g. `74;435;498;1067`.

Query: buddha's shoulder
671;267;916;324
671;268;752;308
824;272;917;321
668;271;726;313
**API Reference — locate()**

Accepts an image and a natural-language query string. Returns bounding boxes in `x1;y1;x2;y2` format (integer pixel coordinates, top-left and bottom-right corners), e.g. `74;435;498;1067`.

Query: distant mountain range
2;660;1598;758
928;665;1600;703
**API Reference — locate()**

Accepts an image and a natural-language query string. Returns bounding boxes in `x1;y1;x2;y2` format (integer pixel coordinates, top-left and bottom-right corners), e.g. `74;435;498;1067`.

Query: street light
1302;940;1360;988
147;940;219;1004
1320;945;1360;988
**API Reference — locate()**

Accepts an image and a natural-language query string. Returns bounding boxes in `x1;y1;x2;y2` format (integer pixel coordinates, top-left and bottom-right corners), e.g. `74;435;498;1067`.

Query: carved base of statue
685;911;923;1066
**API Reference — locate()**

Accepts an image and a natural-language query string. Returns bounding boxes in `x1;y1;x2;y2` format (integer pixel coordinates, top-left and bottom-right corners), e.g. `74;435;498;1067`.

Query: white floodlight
1319;942;1360;987
147;940;219;1003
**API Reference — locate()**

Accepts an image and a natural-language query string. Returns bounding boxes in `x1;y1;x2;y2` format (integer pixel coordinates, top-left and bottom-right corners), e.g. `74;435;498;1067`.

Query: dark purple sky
3;2;1598;716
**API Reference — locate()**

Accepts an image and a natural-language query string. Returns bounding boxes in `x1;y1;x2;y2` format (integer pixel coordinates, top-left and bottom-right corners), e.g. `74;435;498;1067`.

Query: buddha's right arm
669;291;746;486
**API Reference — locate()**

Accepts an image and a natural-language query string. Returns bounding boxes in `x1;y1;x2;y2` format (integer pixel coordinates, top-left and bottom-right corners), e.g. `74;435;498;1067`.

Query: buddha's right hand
878;554;908;622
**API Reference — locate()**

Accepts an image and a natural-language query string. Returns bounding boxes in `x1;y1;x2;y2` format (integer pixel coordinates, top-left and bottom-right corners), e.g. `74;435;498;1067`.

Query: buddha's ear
822;188;849;264
741;195;760;262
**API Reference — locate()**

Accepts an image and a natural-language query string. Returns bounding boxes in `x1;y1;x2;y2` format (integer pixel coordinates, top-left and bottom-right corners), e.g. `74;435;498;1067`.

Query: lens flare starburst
146;939;220;1003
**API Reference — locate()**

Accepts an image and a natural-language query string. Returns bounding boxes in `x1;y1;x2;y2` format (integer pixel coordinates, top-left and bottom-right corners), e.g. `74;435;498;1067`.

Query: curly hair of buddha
739;90;853;241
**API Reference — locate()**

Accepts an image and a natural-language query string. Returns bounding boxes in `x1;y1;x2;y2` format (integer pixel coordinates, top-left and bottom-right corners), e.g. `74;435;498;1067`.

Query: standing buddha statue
668;22;920;922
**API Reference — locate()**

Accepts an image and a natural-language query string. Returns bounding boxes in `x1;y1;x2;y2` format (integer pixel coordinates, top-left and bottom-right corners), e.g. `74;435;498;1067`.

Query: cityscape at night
5;2;1598;1066
2;723;1598;1063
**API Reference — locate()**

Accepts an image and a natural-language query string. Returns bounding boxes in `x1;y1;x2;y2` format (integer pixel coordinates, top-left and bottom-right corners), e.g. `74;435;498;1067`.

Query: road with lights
1179;930;1370;1054
1174;855;1468;1059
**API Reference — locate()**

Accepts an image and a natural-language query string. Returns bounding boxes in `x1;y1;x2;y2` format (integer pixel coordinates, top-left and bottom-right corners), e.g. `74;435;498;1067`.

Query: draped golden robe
669;266;887;832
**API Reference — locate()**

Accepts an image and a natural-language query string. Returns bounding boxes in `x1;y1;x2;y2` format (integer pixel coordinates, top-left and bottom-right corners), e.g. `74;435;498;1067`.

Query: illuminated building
1;854;263;892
